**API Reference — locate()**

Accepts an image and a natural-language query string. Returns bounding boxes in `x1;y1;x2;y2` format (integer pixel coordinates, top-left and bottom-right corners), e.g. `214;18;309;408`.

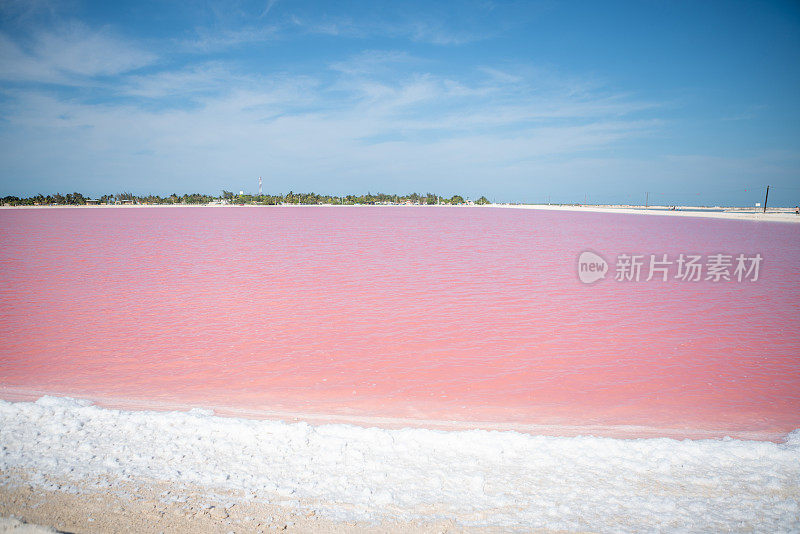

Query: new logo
577;251;608;284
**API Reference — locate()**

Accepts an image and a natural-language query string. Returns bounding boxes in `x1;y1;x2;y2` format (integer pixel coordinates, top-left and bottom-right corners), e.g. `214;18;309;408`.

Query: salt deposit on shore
497;203;800;223
1;396;798;532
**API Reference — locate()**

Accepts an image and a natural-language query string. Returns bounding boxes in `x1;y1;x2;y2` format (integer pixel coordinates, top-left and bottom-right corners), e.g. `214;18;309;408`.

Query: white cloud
5;82;792;204
177;2;493;55
0;15;665;198
0;57;664;198
36;23;155;77
278;11;488;46
0;33;56;83
0;23;156;84
123;63;249;99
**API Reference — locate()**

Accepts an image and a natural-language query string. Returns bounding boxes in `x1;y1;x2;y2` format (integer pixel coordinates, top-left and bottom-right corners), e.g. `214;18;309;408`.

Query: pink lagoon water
1;206;798;438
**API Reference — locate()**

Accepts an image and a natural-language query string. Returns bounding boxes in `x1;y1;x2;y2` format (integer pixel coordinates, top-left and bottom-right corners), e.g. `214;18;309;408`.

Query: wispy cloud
123;63;252;99
292;15;489;45
260;0;280;18
0;0;60;24
185;1;494;50
0;41;662;197
329;50;420;76
181;25;280;52
405;20;485;45
173;1;498;56
0;22;156;84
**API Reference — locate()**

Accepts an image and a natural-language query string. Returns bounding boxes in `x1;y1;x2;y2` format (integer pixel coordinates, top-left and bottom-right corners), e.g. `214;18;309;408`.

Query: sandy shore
0;469;487;534
0;516;56;533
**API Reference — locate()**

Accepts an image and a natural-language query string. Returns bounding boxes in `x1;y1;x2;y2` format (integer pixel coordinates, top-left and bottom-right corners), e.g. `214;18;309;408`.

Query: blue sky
0;0;798;205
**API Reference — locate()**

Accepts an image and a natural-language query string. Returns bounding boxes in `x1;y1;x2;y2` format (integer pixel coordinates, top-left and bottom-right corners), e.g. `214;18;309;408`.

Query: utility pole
763;185;769;213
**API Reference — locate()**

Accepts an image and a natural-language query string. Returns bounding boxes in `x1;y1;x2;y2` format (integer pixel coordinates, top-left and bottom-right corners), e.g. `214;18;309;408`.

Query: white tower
258;176;262;195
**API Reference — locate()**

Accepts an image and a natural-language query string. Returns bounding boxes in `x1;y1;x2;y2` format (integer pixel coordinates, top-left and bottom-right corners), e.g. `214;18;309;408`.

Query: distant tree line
0;191;216;206
2;191;492;206
1;192;90;205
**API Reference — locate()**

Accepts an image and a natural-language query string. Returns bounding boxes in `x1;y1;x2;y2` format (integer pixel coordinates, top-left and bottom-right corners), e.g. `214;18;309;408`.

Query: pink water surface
1;207;799;437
